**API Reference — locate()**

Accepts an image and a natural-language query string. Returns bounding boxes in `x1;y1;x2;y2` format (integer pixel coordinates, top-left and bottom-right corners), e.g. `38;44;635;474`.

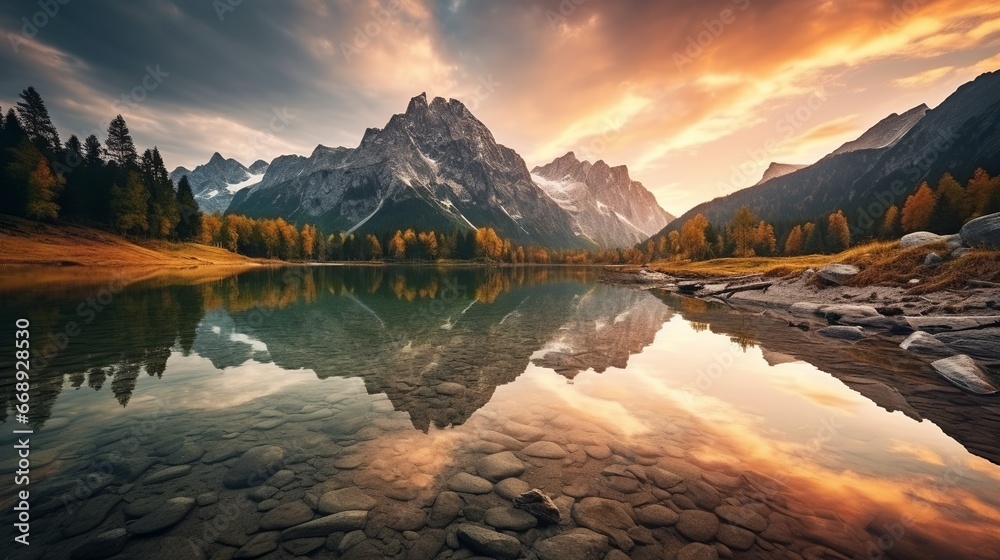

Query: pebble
234;531;279;558
635;504;679;527
223;445;285;489
715;505;768;532
495;477;532;500
456;523;522;559
128;497;195;535
676;510;720;543
69;528;128;560
259;501;315;530
678;542;720;560
143;465;191;485
521;441;569;459
428;491;464;527
477;452;526;482
484;506;538;531
533;528;610;560
62;494;122;537
447;472;494;494
279;510;368;540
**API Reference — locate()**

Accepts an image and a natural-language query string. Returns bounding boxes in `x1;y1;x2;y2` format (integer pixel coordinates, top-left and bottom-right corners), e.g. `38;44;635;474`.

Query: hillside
0;215;262;267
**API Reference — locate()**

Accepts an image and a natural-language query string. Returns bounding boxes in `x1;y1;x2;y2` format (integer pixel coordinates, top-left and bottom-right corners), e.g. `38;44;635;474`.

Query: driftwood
700;281;774;297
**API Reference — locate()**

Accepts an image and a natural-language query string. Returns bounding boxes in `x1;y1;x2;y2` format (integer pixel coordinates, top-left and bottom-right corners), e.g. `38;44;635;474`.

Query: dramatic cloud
1;0;998;214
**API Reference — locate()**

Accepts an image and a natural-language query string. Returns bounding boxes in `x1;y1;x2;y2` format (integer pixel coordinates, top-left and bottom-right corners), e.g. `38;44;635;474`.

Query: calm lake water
1;266;998;560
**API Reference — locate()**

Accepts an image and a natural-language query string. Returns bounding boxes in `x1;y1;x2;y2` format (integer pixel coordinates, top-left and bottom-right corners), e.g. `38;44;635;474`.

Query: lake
1;266;998;560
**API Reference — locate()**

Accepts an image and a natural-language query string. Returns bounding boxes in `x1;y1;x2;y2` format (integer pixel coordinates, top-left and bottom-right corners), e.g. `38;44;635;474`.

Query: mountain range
655;70;1000;239
175;94;672;249
169;153;268;214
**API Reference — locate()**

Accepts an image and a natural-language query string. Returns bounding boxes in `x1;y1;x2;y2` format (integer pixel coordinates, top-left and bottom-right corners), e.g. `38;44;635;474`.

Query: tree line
646;168;999;262
0;86;203;241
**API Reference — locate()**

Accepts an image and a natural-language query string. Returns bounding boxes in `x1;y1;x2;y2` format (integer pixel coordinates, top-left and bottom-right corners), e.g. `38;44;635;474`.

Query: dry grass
651;240;1000;292
0;215;266;266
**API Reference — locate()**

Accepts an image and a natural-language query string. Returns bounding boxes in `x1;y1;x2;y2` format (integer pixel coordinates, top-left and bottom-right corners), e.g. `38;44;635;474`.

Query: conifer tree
175;175;202;240
105;115;138;167
110;171;149;236
16;87;60;152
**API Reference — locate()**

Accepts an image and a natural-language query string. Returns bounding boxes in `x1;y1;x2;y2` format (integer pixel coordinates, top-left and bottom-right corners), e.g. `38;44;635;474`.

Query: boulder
900;231;946;248
931;355;999;394
817;326;865;341
455;524;522;559
534;528;610;560
816;264;860;285
960;211;1000;249
477;451;525;482
571;497;636;550
899;331;952;356
513;488;561;524
223;445;284;489
934;328;1000;360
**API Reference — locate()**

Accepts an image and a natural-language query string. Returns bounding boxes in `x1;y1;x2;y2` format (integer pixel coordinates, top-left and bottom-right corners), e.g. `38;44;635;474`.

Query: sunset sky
2;0;999;214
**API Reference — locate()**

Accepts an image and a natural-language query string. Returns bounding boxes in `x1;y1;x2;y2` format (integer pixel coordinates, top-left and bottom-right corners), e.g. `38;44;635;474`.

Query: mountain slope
654;71;1000;240
531;152;673;248
169;153;267;213
228;93;589;248
830;104;928;156
754;162;806;186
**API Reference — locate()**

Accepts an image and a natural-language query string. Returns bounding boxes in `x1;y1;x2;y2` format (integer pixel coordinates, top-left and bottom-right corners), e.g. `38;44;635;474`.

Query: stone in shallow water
646;466;683;489
571;497;636;550
386;506;427;531
318;487;376;514
259;501;315;530
477;451;526;482
521;440;568;459
248;485;279;502
513;488;561;524
202;442;247;464
196;492;218;506
931;355;999;394
899;331;953;356
817;325;866;341
456;523;522;560
484;506;538;531
428;491;464;527
70;528;128;560
279;510;368;540
164;442;204;465
143;465;191;485
714;505;768;532
685;480;723;510
223;445;285;489
234;531;279;558
676;510;720;543
716;524;756;550
495;477;532;500
266;469;296;488
447;472;494;494
677;542;720;560
62;494;122;537
533;528;610;560
128;497;195;535
281;536;326;556
635;504;679;527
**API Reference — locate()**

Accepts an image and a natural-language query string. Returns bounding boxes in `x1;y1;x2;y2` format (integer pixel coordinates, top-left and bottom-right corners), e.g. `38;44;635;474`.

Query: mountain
228;93;588;248
654;71;1000;239
531;152;673;248
169;153;268;213
754;162;806;186
829;104;928;156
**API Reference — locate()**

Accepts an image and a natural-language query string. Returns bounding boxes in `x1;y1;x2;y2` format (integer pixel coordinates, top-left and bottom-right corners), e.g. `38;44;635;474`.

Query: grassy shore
648;241;1000;293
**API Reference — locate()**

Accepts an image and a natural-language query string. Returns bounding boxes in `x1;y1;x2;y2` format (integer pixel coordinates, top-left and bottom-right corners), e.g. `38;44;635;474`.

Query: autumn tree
200;213;222;245
475;227;505;260
679;214;709;260
901;182;935;232
300;224;318;259
827;210;850;252
7;140;63;220
365;234;383;259
389;230;407;259
418;230;439;259
783;225;804;256
754;221;777;256
880;205;900;238
802;222;820;254
729;206;758;257
963;168;1000;219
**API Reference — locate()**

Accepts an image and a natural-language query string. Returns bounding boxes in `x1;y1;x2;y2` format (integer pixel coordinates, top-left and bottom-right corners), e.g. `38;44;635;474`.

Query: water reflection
0;266;998;560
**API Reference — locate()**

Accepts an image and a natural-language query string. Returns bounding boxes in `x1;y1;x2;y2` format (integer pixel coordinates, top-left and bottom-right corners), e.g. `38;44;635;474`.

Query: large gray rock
456;523;522;559
900;231;947;248
534;528;610;560
899;331;952;356
816;264;860;285
477;451;525;482
128;497;195;535
960;211;1000;249
931;355;999;394
223;445;284;489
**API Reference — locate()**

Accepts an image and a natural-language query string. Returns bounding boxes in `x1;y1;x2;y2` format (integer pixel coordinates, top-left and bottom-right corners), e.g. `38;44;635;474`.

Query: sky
1;0;999;215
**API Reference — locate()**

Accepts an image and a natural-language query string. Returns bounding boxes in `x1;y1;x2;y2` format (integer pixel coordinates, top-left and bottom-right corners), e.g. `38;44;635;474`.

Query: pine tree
175;175;202;240
105;115;137;167
110;171;149;236
83;135;104;166
16;87;60;152
142;148;179;237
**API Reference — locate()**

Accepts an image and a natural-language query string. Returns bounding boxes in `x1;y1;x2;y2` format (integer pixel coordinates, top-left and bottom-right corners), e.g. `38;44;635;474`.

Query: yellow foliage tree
901;182;935;232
